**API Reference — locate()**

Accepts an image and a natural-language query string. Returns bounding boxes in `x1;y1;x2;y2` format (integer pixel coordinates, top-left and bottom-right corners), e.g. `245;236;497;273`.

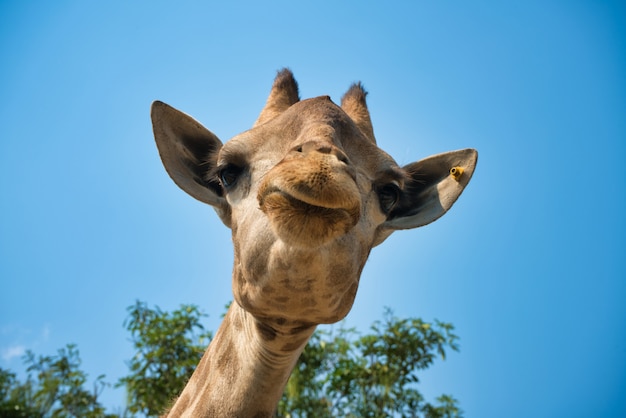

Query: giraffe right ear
151;101;232;227
383;148;478;231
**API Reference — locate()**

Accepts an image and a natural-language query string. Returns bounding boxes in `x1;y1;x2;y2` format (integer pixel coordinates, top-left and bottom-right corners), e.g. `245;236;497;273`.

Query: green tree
277;309;462;418
0;367;41;417
117;301;212;416
1;303;462;417
0;344;111;418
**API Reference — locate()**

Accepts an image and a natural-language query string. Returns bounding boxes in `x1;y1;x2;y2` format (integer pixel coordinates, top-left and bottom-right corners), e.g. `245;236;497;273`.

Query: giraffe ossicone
151;69;477;417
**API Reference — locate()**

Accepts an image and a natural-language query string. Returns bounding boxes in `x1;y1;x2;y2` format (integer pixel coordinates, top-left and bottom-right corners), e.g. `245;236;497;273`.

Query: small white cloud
2;345;26;362
41;325;51;341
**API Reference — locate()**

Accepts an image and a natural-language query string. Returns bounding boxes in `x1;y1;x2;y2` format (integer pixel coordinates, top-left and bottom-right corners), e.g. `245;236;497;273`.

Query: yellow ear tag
450;166;464;181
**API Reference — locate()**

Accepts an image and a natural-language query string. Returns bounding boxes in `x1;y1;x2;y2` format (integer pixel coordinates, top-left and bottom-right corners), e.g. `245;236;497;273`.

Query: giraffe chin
259;190;360;248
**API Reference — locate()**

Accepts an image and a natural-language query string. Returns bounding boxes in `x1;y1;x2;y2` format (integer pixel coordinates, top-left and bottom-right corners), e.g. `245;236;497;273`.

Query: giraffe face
218;98;397;323
220;97;396;248
151;69;477;325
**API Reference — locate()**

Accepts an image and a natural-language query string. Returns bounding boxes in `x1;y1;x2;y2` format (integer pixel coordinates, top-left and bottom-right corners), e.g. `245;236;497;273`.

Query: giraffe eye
218;164;243;189
377;183;400;214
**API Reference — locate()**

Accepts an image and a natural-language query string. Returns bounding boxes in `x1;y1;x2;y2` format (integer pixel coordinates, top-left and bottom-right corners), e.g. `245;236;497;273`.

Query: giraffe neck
166;302;316;417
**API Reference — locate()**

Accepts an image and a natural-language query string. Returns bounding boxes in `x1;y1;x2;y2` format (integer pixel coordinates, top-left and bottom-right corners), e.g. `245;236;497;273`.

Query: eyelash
217;164;244;189
377;183;401;214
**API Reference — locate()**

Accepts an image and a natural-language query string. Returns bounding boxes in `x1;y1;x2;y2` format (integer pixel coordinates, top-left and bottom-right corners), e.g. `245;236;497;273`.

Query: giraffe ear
384;148;478;230
151;101;232;226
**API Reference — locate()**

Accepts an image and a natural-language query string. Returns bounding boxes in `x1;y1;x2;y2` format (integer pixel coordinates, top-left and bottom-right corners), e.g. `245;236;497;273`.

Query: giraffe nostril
335;151;350;165
315;145;332;155
299;141;325;155
297;141;350;166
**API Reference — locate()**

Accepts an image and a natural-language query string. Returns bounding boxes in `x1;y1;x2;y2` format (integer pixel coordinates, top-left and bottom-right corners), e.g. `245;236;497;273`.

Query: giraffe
151;69;477;417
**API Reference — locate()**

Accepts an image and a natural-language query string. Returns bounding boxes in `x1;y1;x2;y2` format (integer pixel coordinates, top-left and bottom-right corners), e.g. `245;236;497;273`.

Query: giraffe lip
259;187;347;213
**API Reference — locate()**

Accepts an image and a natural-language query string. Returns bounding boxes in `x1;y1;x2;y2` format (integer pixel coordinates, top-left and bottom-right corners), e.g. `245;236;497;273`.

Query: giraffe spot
281;340;306;352
245;245;269;279
326;262;354;286
238;291;252;310
289;322;315;335
216;340;239;385
255;320;277;341
302;297;317;308
281;325;315;351
231;312;243;331
273;296;289;304
236;270;245;288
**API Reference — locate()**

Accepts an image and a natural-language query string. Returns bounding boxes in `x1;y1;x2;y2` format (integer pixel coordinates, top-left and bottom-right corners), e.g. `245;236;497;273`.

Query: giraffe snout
291;140;356;183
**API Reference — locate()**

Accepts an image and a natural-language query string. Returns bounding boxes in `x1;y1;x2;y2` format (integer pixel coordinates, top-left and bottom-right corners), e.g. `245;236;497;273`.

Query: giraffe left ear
151;101;232;227
383;148;478;230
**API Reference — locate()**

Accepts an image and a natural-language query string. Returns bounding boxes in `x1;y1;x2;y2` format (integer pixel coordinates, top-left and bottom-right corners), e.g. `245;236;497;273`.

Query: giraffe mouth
259;187;359;223
256;153;362;247
258;186;360;247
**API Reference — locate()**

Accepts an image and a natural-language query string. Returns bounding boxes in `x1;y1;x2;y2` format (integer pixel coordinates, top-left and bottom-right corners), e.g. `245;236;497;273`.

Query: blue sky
1;1;624;417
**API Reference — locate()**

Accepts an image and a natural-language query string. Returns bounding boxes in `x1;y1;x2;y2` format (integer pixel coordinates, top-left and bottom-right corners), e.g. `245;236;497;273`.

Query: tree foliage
0;367;39;418
277;309;462;418
1;303;462;417
117;301;212;416
0;344;112;418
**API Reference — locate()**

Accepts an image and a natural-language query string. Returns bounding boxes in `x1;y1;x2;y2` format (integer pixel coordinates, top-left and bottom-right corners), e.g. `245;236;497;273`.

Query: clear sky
1;1;624;417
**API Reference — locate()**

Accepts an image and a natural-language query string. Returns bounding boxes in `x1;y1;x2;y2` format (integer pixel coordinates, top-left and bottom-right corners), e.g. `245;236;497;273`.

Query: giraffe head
152;69;477;329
